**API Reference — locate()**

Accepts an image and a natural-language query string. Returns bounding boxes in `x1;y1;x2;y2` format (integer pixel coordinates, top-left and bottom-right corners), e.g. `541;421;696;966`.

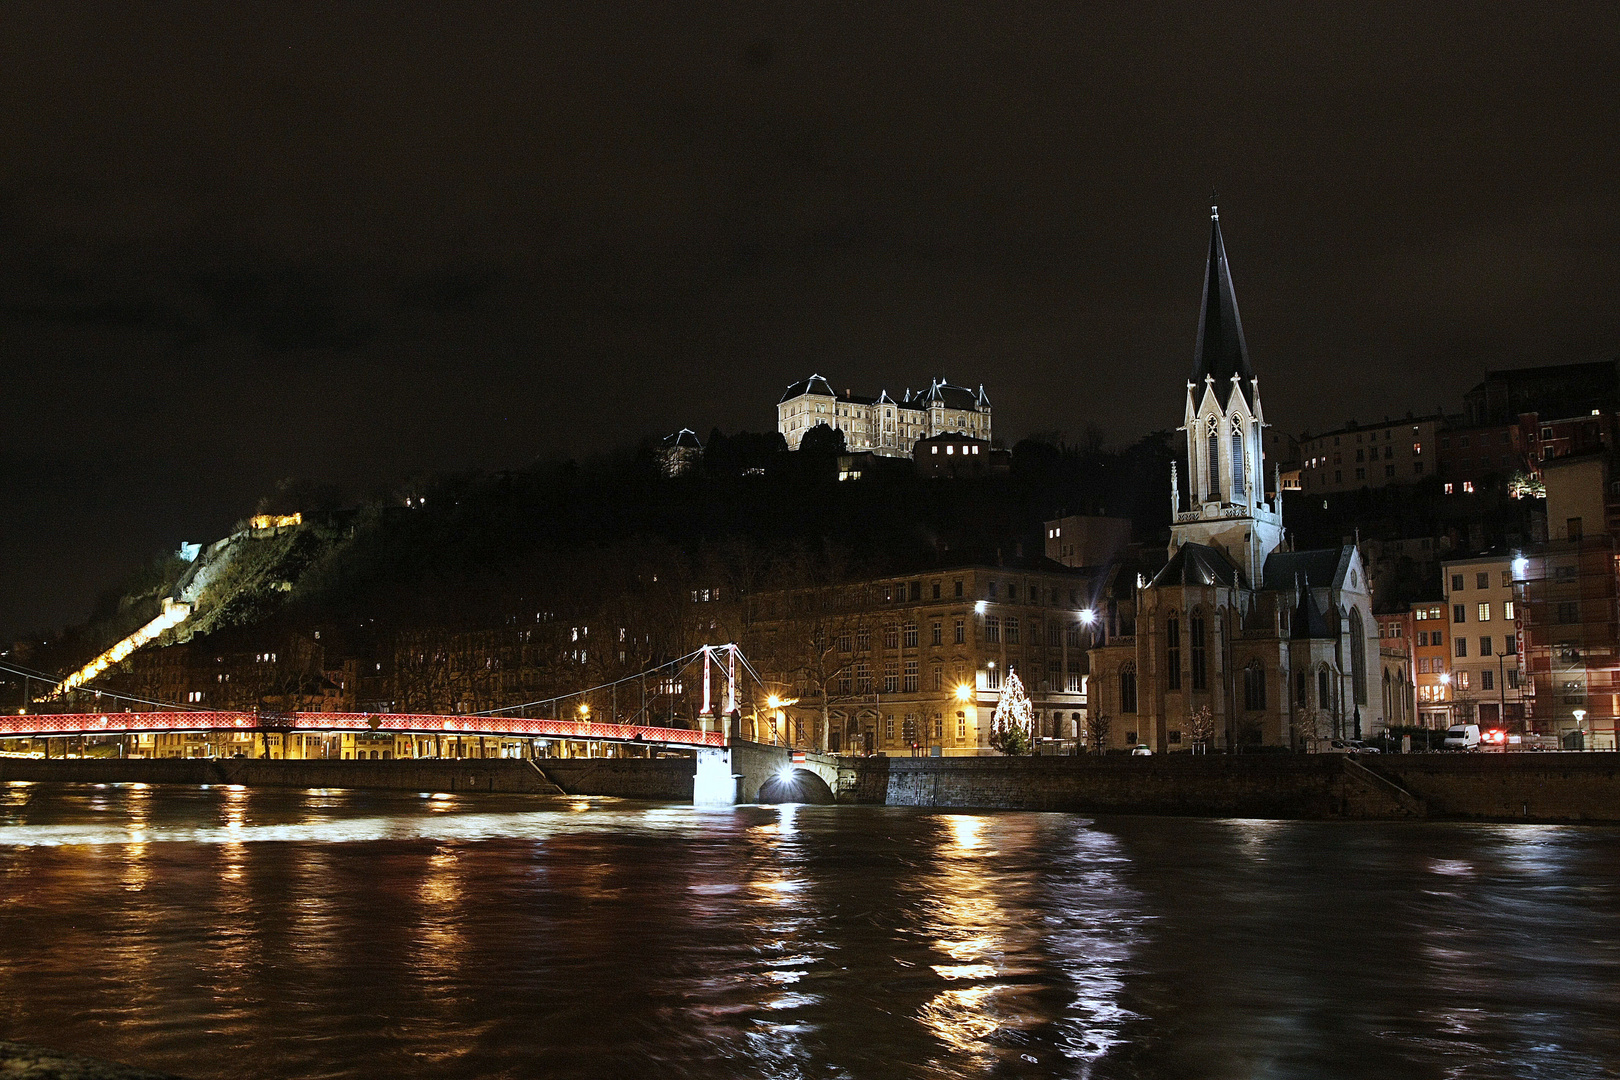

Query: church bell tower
1170;205;1285;585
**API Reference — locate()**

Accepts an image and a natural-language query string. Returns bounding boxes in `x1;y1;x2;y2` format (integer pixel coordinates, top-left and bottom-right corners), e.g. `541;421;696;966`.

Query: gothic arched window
1190;611;1208;690
1206;417;1220;497
1166;615;1181;691
1349;608;1368;705
1231;425;1246;499
1243;661;1266;711
1120;662;1138;714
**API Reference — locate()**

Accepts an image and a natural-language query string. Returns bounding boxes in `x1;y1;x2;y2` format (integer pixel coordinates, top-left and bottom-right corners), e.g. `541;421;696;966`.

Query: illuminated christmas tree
990;667;1033;754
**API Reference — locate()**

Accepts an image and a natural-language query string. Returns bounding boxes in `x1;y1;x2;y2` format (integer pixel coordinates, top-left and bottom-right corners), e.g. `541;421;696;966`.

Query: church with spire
1086;206;1383;751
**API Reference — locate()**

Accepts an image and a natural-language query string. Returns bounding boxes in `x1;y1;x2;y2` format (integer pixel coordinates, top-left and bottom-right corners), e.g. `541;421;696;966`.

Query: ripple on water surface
1;783;1617;1079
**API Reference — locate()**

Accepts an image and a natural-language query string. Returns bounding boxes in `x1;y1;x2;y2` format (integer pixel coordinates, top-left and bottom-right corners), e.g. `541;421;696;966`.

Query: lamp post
1573;708;1587;751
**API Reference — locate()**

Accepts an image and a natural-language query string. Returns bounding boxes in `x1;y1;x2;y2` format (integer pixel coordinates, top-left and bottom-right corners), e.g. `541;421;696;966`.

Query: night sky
3;3;1617;637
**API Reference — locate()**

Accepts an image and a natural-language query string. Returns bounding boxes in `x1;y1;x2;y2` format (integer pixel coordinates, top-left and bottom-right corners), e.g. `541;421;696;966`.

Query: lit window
1463;482;1475;493
1478;603;1491;622
1445;483;1454;494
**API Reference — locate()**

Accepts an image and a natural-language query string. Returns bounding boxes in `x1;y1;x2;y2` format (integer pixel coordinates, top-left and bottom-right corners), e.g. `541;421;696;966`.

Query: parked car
1328;739;1381;754
1131;744;1154;756
1443;724;1482;751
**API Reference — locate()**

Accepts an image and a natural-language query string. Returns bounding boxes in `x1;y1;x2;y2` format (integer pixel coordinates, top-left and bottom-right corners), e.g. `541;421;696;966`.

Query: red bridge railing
0;711;726;748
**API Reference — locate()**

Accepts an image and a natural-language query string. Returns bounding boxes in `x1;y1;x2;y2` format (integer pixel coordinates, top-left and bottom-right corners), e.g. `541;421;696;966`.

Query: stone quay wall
536;759;695;800
5;753;1618;822
0;756;560;795
838;752;1620;822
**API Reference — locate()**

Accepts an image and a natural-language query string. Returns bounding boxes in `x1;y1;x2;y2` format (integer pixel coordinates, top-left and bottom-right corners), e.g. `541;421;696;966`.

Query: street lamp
1573;708;1587;751
1079;608;1096;625
578;702;590;719
954;683;973;702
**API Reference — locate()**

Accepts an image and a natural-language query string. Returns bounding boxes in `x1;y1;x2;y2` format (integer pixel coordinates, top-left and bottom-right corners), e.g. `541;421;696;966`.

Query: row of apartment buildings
1292;361;1618;495
1367;448;1620;749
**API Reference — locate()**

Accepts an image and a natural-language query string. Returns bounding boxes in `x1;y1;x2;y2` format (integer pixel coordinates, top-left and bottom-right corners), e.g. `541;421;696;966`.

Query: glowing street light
578;702;591;719
767;695;782;710
955;683;973;702
1079;608;1096;625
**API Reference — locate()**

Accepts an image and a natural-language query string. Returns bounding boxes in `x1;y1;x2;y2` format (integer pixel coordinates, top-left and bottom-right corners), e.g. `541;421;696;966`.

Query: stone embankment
838;752;1620;823
4;752;1618;822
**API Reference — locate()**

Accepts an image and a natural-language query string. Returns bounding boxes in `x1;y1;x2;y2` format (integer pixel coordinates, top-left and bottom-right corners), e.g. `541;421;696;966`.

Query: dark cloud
2;0;1618;635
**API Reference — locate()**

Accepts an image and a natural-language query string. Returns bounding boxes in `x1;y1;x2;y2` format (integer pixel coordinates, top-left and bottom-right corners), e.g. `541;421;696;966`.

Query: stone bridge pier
693;740;840;806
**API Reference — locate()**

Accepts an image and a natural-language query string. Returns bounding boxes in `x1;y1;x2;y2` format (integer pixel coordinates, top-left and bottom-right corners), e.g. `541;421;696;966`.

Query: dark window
931;621;942;646
1482;669;1494;691
1349;609;1367;705
1318;668;1331;708
1120;663;1137;714
955;619;965;645
1190;614;1207;690
1476;572;1489;589
1452;574;1464;591
1295;669;1307;707
1480;636;1492;656
1005;617;1019;645
1568;518;1584;541
1232;429;1246;498
954;580;964;598
1166;617;1181;691
1243;662;1266;711
1455;638;1467;658
985;616;1000;644
1558;602;1579;624
1453;604;1467;623
932;583;941;600
903;622;918;648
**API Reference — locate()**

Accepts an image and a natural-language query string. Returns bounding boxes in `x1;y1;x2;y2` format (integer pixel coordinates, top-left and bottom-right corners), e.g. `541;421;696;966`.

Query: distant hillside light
249;513;302;529
54;598;192;696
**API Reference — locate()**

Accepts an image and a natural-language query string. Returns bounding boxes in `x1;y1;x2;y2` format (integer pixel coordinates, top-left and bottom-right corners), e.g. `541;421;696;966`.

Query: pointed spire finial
1211;190;1219;220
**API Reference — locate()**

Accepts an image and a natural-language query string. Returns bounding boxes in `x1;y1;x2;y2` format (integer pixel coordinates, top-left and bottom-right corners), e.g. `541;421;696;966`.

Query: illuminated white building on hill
777;376;991;457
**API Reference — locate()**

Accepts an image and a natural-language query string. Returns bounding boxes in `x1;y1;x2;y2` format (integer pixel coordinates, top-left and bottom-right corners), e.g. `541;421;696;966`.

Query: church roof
1262;547;1350;592
1189;205;1254;409
1151;541;1243;588
1289;586;1340;639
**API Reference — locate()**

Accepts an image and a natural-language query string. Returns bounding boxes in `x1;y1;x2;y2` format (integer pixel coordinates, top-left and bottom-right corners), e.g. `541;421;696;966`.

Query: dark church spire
1189;203;1254;408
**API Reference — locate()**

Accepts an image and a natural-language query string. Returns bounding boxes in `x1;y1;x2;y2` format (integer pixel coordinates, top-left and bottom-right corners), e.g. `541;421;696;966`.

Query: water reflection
0;788;1616;1080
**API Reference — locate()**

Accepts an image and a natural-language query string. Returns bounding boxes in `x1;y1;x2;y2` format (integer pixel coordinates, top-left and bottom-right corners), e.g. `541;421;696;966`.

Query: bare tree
1185;705;1216;754
1088;712;1112;754
1294;708;1332;753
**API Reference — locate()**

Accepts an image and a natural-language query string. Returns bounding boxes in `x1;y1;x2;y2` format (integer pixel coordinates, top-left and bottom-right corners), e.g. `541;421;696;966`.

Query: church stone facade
1087;208;1383;751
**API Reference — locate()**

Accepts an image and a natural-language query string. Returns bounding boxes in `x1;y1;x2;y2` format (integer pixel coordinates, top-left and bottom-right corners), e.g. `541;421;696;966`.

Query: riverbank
4;752;1617;822
841;752;1620;823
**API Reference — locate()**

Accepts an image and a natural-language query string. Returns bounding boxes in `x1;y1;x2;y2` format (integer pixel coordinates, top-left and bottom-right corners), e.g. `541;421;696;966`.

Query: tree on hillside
797;422;846;457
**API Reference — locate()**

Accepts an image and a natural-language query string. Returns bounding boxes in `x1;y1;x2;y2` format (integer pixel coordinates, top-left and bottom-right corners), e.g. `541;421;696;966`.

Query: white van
1443;724;1481;750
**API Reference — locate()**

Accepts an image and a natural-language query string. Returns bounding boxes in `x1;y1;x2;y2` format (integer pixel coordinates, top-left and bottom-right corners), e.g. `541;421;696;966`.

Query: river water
0;782;1616;1080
